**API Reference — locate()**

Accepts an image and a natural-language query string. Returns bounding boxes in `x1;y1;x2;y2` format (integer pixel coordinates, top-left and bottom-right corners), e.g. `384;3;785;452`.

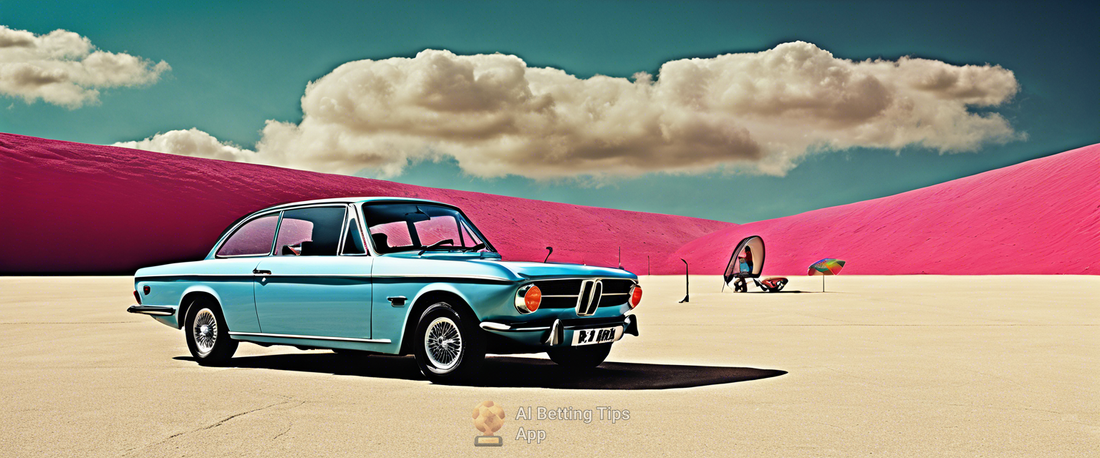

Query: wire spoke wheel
192;308;218;357
424;317;463;371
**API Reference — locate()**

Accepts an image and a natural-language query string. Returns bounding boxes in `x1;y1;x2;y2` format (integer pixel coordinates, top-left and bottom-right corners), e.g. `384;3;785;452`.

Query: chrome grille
576;280;604;316
530;278;634;314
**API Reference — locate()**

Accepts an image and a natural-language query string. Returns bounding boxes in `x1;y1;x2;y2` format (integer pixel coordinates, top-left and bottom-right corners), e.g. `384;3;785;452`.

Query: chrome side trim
136;273;373;279
136;273;511;282
228;332;392;344
251;273;372;277
137;274;241;279
527;277;638;282
373;274;513;282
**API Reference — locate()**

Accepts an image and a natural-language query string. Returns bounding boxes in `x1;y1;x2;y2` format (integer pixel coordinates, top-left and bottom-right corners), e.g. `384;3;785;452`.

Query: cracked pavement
0;275;1097;456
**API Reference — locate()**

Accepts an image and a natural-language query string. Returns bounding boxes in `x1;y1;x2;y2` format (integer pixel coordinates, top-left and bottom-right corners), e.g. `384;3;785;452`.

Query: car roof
254;196;456;214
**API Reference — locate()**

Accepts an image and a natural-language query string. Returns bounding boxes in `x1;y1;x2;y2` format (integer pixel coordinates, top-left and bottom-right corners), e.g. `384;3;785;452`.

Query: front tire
548;344;612;368
413;302;485;383
184;299;238;366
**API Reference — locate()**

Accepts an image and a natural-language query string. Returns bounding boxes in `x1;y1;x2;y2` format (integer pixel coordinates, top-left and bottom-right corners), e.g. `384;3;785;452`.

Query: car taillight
629;285;643;308
133;290;142;304
143;285;150;295
515;285;542;313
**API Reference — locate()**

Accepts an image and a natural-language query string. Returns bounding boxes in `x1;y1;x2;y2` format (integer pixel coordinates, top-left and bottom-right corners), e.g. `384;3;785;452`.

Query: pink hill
672;143;1100;275
0;133;732;274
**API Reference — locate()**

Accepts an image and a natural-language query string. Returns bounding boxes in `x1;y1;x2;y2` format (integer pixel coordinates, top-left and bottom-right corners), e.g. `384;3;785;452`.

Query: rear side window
216;214;278;257
274;207;347;256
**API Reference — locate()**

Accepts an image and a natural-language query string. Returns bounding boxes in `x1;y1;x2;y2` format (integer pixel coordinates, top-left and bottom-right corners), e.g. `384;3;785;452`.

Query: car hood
478;260;636;280
383;251;636;280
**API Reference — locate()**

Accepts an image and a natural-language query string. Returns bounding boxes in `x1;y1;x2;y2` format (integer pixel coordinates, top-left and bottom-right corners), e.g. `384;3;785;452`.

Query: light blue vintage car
127;197;642;382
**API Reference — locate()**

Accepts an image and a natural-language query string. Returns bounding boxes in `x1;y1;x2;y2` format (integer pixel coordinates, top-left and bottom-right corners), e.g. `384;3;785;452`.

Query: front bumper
126;304;176;316
480;315;639;347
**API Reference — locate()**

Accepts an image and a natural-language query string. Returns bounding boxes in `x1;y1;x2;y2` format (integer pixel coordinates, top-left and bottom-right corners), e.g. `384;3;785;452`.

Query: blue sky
2;0;1097;223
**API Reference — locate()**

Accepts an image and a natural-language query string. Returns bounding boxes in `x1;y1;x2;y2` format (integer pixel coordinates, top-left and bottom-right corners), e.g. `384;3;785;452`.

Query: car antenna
543;246;553;263
618;246;623;269
678;258;690;303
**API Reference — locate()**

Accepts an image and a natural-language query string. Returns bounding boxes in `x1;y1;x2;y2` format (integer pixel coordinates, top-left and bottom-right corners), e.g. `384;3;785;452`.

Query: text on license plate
572;326;622;346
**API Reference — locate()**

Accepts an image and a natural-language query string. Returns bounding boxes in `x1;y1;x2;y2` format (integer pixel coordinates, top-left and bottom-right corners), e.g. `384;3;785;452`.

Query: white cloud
113;128;252;162
0;25;170;108
119;42;1021;178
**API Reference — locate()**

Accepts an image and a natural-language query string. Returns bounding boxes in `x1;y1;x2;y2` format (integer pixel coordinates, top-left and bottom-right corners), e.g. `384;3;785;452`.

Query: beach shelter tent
723;235;788;292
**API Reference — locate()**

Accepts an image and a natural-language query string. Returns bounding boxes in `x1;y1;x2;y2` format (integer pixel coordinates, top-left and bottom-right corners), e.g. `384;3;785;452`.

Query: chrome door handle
253;269;272;275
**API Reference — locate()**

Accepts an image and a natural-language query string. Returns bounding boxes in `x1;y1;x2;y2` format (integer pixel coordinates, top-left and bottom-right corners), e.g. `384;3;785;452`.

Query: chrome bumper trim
480;315;639;334
624;315;639;336
545;319;564;346
126;305;175;316
479;322;552;332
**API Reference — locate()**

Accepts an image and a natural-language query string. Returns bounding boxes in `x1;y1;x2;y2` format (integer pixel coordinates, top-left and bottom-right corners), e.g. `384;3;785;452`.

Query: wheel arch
398;287;476;355
177;287;223;330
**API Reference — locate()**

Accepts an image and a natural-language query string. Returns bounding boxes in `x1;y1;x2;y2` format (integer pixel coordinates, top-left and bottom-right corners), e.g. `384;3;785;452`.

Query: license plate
572;326;622;346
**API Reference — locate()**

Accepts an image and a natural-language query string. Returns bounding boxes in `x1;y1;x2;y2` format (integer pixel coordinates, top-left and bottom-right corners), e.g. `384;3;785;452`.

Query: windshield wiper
417;239;454;255
461;242;486;253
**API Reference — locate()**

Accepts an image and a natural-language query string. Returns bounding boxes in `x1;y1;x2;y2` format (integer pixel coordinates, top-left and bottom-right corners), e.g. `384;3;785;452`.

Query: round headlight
515;285;542;313
629;285;642;308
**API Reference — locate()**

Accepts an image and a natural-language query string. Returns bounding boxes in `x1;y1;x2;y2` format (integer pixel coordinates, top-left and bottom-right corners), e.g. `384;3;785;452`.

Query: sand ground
0;275;1096;457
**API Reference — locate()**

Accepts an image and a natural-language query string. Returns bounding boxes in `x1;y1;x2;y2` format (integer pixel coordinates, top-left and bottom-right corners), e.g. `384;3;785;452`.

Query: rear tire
548;344;612;368
184;298;237;366
413;302;485;383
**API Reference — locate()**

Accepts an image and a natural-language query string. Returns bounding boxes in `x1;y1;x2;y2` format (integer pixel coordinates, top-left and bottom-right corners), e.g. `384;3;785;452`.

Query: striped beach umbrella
808;258;846;292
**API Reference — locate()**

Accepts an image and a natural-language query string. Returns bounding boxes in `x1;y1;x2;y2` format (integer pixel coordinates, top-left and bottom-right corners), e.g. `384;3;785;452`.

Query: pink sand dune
0;133;732;274
672;143;1100;275
3;133;1096;276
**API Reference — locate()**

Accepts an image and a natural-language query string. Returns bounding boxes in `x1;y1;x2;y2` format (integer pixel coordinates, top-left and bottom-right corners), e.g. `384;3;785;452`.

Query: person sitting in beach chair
732;246;754;292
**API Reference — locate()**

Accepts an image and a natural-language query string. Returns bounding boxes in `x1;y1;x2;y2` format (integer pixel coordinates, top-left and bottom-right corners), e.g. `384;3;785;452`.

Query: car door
253;205;374;339
206;211;284;333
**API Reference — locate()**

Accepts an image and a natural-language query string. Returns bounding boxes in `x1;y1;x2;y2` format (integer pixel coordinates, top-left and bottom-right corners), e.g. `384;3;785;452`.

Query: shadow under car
176;353;786;390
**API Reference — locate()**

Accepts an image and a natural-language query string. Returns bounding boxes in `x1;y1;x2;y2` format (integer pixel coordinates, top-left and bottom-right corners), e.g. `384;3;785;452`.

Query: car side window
341;217;367;255
368;221;413;253
274;207;347;256
216;214;279;257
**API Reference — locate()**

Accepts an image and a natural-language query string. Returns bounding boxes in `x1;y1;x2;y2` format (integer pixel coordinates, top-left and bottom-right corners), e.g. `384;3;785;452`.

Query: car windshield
362;203;494;254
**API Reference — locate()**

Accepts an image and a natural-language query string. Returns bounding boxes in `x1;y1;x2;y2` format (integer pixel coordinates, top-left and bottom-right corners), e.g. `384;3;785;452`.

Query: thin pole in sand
679;259;689;303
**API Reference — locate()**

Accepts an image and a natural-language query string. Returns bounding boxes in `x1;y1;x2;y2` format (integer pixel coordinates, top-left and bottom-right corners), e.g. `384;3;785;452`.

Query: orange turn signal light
629;285;643;308
524;285;542;312
516;284;542;313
